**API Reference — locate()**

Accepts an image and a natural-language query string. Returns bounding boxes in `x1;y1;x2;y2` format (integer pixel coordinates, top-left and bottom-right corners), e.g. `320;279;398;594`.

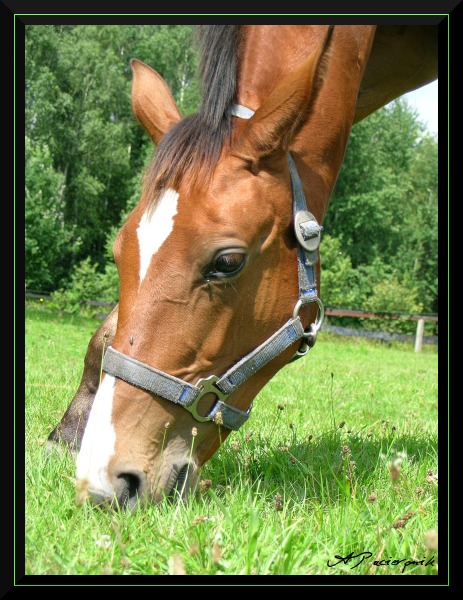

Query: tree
396;135;438;312
323;98;438;315
319;235;357;308
325;99;424;267
25;25;200;292
25;137;75;291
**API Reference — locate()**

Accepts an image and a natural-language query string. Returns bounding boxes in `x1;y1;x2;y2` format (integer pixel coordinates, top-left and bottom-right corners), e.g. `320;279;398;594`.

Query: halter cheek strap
102;104;324;431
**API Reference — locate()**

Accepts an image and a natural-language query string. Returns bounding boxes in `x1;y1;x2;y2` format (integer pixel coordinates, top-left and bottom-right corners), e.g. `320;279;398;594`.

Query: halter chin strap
102;104;324;431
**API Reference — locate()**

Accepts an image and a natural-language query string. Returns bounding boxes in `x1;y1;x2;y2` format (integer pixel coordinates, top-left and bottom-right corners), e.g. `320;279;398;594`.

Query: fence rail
25;292;438;351
325;307;438;323
324;307;437;351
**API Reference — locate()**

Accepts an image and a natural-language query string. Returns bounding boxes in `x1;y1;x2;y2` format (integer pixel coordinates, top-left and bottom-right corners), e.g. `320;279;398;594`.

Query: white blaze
137;188;179;283
76;375;116;496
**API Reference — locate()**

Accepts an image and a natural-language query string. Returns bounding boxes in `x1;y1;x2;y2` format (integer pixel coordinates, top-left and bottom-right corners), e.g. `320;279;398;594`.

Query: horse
47;25;438;508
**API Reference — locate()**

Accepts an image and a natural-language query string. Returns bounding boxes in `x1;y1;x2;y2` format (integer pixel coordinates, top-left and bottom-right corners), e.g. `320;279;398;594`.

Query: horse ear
130;59;182;145
233;27;333;166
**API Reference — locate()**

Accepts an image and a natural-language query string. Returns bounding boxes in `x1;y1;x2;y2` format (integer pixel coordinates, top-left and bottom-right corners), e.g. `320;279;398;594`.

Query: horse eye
208;251;247;278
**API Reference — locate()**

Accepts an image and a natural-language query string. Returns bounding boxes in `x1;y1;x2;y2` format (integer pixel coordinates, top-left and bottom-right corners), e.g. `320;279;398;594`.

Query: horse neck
236;25;376;223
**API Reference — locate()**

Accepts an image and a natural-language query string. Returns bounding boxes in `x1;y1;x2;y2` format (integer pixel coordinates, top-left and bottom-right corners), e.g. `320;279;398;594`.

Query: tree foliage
25;137;74;290
323;99;438;315
24;25;438;326
25;25;199;291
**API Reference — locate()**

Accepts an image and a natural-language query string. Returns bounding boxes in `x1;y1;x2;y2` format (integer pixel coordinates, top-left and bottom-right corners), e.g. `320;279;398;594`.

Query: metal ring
295;339;310;357
293;297;325;337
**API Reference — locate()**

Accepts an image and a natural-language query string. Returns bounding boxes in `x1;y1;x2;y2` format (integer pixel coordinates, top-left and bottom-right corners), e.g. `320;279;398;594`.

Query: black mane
144;25;243;201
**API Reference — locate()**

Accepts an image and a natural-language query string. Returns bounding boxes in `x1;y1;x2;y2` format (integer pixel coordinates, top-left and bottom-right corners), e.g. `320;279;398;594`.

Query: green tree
396;135;438;312
25;25;200;292
25;137;75;291
324;98;438;317
319;235;357;307
325;99;424;267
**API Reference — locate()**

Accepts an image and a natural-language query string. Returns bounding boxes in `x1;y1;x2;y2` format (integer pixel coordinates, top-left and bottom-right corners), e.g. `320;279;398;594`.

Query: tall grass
25;307;438;576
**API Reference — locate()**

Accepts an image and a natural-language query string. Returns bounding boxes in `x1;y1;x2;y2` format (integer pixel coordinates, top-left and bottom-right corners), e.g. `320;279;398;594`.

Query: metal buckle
294;210;322;253
185;375;228;423
293;297;325;345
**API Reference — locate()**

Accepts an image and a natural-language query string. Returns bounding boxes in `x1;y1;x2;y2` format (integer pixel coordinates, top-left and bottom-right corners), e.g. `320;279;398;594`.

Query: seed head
214;411;223;426
164;422;170;429
189;543;199;556
212;543;222;564
338;421;346;429
368;492;378;502
191;427;198;437
171;553;186;575
425;529;438;552
392;519;406;529
392;510;414;528
277;404;285;411
231;440;239;451
199;479;212;494
76;478;89;505
275;492;283;511
192;515;208;525
389;462;401;483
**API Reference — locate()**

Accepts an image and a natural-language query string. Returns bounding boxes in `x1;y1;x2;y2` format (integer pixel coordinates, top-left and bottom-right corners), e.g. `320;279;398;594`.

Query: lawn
24;306;438;576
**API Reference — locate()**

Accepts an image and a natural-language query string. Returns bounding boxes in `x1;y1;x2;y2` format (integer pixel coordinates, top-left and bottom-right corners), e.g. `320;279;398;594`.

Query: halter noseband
102;104;325;431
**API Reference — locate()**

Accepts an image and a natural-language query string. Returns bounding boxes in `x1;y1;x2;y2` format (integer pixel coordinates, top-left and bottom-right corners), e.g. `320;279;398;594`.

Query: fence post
414;318;425;352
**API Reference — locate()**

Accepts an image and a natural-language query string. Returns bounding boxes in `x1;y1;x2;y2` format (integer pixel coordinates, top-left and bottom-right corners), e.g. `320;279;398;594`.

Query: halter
102;104;325;431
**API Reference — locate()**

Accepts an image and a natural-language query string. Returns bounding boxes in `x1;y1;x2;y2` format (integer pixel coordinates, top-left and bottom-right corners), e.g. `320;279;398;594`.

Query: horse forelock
142;26;244;209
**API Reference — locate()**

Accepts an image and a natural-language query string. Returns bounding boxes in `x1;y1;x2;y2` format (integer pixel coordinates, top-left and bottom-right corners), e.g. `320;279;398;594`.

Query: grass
25;305;438;576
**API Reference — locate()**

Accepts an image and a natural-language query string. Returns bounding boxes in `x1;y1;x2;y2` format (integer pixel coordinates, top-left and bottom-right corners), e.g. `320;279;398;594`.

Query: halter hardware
185;376;228;422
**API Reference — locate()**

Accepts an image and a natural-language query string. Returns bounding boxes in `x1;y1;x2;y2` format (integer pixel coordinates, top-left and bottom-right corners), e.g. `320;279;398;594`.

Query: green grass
25;306;438;576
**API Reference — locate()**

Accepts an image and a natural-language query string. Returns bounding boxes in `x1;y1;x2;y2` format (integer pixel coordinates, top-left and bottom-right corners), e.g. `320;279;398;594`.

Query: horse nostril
167;464;190;502
117;472;145;509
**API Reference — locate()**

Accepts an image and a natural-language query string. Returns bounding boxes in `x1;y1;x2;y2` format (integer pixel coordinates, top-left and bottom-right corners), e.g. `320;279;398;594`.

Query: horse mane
144;25;243;204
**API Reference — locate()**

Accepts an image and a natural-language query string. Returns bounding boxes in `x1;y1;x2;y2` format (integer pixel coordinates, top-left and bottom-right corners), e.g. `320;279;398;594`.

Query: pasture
25;307;438;576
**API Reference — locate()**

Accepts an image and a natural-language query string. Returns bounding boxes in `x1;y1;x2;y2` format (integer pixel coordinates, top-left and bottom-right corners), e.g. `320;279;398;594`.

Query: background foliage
25;25;438;329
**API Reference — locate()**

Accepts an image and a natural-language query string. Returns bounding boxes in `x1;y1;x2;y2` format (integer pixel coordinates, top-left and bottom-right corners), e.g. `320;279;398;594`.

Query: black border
1;0;461;15
7;0;458;591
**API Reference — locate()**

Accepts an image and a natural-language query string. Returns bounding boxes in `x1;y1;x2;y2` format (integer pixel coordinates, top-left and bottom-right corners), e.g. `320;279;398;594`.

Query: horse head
75;33;331;508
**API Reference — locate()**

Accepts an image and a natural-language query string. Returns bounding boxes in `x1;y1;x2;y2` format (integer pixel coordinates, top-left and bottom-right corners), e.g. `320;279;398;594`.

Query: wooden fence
324;308;438;352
